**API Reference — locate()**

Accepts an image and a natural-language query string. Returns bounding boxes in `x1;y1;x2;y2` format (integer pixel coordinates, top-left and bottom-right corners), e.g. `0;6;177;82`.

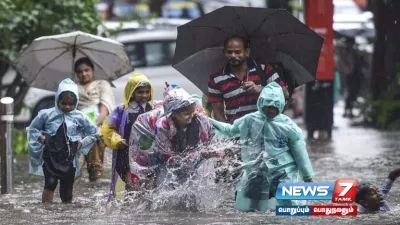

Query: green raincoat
210;82;314;212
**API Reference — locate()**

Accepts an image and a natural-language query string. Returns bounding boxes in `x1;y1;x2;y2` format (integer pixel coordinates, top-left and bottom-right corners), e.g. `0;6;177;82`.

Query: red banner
304;0;334;81
311;205;358;216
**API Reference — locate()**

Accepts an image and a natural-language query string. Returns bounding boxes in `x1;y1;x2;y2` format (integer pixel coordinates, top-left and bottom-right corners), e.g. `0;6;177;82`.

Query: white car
333;0;374;37
13;28;201;124
111;28;202;106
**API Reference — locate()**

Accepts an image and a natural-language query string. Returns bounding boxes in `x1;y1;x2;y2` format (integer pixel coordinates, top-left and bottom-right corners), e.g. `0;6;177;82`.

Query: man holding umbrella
208;35;289;189
208;35;288;124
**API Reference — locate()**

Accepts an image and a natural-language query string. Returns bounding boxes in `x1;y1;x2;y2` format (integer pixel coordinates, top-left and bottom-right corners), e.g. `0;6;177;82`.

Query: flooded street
1;101;400;225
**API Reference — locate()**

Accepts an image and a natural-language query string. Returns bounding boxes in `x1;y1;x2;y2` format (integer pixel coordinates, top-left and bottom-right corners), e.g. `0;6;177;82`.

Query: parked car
333;0;374;38
97;17;190;37
111;28;202;105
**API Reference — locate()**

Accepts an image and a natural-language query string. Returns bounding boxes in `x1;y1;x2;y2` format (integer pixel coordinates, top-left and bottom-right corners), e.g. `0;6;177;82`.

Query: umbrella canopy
172;6;323;94
14;31;133;91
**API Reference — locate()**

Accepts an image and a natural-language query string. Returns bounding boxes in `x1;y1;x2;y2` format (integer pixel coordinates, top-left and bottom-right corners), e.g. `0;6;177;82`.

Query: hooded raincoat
129;85;215;187
102;73;161;200
210;82;314;212
102;72;157;149
27;79;100;177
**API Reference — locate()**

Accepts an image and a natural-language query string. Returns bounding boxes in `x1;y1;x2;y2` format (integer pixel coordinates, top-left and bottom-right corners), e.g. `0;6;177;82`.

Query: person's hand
77;142;82;150
117;141;128;150
388;168;400;181
242;81;263;93
39;135;46;143
304;178;313;182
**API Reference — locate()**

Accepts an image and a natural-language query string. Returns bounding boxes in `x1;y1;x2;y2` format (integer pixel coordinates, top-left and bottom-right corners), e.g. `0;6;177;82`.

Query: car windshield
124;40;176;68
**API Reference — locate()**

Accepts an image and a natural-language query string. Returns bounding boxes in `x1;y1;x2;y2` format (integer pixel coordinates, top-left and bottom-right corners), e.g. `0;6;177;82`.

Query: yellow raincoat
101;72;155;201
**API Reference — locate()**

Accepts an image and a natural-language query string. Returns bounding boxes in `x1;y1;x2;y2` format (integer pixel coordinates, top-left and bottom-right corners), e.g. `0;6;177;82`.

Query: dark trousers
345;74;362;111
43;164;76;203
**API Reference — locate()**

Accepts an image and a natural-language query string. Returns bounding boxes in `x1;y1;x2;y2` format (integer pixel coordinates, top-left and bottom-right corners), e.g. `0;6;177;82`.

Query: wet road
1;101;400;225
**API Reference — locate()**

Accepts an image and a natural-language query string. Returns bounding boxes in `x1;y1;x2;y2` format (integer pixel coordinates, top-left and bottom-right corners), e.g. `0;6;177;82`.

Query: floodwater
1;102;400;225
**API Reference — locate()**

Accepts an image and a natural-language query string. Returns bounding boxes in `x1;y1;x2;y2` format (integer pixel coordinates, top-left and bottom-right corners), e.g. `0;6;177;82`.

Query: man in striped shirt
208;35;286;124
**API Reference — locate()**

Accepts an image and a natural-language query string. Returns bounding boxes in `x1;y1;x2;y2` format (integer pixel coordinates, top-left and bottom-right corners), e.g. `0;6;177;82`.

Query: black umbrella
172;6;324;94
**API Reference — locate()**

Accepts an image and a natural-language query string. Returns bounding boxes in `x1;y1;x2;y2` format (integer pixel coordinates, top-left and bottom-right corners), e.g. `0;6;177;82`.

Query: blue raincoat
210;82;315;212
27;79;100;177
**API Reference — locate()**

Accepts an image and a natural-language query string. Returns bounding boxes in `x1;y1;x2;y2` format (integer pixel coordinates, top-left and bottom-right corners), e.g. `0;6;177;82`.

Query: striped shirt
208;59;284;123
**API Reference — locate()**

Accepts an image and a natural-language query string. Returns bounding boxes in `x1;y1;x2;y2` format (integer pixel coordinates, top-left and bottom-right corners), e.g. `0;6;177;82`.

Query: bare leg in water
42;189;54;203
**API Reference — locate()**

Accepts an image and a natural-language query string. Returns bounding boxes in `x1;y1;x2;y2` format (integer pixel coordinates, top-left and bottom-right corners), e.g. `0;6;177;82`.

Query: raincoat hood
123;72;154;108
163;84;196;117
256;82;285;117
55;78;79;112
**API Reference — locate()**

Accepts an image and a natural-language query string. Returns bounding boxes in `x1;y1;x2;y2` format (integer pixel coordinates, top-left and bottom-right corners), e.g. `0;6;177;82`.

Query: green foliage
0;0;103;62
13;129;28;155
364;72;400;129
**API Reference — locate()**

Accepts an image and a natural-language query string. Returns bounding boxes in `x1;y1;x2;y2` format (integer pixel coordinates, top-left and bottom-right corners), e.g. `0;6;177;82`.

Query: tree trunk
369;0;400;99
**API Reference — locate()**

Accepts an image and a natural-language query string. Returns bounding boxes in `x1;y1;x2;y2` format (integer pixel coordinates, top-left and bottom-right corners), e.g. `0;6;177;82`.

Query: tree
0;0;103;111
368;0;400;99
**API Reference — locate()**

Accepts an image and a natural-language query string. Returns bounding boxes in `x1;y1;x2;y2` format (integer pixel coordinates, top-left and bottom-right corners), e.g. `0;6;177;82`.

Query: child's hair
58;91;77;104
74;57;94;72
355;182;374;203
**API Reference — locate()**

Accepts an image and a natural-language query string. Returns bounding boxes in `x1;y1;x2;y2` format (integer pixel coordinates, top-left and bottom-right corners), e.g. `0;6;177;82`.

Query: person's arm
211;102;227;123
96;103;109;126
97;81;115;126
101;107;126;149
210;116;244;138
101;121;126;150
288;124;315;182
26;110;47;169
242;64;285;94
208;74;227;122
129;114;158;179
380;168;400;199
79;114;100;155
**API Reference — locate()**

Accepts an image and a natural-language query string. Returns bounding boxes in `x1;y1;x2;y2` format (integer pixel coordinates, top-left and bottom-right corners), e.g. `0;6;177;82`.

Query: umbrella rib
232;8;249;38
52;39;74;47
32;49;71;83
21;46;68;54
77;46;121;58
249;9;282;37
78;39;102;46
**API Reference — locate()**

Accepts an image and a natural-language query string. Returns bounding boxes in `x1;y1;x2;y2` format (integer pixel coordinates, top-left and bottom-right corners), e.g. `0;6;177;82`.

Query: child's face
173;104;196;126
359;187;385;211
58;96;76;113
263;106;278;118
131;86;151;104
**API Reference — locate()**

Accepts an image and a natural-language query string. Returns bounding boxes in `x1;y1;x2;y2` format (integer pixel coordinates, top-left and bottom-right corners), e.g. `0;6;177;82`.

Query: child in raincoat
210;82;315;212
101;72;159;199
129;84;219;189
27;79;99;203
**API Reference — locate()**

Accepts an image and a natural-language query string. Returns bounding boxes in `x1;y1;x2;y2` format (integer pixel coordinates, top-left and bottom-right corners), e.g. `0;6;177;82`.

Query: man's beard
228;58;246;67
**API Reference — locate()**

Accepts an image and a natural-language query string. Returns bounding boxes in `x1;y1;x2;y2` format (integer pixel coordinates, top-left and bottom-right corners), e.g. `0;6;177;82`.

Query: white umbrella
14;31;133;91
